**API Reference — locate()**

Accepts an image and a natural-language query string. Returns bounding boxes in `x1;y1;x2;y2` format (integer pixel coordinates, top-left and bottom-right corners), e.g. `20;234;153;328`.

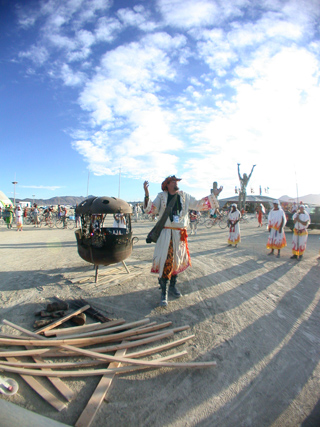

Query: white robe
228;210;241;245
145;191;218;277
292;211;310;255
267;208;287;250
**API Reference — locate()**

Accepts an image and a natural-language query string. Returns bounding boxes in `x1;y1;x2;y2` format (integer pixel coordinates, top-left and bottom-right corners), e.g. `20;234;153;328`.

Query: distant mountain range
16;195;142;206
279;194;320;205
17;195;94;206
14;193;320;206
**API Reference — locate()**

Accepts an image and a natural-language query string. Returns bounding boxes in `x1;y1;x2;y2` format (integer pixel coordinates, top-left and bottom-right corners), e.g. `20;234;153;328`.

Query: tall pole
118;167;121;198
12;181;18;206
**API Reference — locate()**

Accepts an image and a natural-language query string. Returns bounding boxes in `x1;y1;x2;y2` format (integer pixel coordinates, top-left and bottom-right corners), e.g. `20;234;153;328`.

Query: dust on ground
0;217;320;427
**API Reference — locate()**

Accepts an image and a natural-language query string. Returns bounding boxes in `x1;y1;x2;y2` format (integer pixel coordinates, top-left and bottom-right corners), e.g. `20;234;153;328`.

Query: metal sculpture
75;196;137;282
237;164;256;210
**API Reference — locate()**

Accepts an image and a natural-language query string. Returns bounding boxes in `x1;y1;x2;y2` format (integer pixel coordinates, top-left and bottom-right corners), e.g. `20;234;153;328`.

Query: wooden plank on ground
5;356;67;411
75;346;127;427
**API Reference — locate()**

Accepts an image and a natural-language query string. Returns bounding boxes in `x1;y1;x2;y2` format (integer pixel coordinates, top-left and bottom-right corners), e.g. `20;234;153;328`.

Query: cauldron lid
76;197;132;214
76;197;97;214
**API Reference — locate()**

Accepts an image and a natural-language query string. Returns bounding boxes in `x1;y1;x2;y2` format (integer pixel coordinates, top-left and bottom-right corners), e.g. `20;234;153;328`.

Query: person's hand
143;180;149;196
213;186;223;196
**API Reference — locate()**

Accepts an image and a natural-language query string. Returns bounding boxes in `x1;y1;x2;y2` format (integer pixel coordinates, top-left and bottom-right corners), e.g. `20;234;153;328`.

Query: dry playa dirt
0;217;320;427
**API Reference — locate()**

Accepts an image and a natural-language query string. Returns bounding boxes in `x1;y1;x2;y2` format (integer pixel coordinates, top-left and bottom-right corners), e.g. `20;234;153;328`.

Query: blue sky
1;0;319;203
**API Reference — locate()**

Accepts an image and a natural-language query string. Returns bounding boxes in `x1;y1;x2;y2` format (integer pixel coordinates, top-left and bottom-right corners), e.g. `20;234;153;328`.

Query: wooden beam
3;319;47;340
53;318;151;340
0;352;192;377
0;324;173;347
5;356;67;411
44;318;126;337
75;346;127;427
0;335;195;369
0;348;51;358
40;331;174;357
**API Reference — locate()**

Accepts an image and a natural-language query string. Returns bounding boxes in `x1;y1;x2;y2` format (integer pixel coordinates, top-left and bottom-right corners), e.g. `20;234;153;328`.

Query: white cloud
157;0;220;28
60;63;86;86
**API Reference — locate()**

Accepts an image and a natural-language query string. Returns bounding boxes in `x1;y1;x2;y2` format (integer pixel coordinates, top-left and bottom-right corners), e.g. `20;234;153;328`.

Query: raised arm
237;163;241;180
248;164;256;181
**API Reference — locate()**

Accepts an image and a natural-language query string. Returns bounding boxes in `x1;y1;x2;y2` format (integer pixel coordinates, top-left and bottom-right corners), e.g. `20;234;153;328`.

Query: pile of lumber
0;304;216;427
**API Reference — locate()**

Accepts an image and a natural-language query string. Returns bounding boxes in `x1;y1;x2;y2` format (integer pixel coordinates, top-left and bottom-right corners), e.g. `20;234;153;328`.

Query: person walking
143;175;222;307
267;200;287;258
227;203;241;247
291;204;310;261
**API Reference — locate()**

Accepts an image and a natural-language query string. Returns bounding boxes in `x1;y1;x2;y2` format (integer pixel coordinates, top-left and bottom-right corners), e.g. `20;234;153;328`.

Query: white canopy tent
0;190;13;208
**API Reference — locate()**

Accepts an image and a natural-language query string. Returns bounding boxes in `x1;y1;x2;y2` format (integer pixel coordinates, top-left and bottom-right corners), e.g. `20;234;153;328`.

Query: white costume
292;210;310;256
267;206;287;250
228;209;241;246
15;208;23;230
145;191;218;277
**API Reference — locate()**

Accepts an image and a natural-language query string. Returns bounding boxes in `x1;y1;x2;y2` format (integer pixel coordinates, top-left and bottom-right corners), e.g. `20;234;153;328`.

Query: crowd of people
0;203;79;230
143;176;314;307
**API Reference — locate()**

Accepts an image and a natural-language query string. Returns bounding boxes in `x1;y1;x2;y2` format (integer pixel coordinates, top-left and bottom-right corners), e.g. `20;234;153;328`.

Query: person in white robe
15;206;23;231
291;205;310;261
143;176;222;307
227;204;241;247
267;200;287;258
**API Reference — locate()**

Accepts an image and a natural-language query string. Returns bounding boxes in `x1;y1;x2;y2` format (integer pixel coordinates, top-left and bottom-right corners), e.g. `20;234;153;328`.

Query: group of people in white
221;200;310;260
187;200;311;260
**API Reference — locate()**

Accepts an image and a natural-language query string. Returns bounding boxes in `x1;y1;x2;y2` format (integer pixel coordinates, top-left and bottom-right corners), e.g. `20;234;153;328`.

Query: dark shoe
268;251;274;256
169;275;181;298
298;255;303;261
276;253;280;258
290;255;298;259
159;278;168;307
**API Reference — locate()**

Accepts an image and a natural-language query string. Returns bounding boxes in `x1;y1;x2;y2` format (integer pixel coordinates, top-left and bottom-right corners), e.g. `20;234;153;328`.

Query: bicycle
240;215;249;224
55;216;75;229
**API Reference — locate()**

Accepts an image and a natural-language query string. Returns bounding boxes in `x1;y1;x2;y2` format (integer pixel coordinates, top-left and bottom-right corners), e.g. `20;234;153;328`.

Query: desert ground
0;216;320;427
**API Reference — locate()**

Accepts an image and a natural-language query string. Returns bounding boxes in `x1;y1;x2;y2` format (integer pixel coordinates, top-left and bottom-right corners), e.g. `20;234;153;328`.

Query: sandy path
0;218;319;426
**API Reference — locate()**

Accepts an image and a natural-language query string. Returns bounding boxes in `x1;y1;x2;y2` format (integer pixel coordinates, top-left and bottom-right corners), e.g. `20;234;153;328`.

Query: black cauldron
75;197;136;279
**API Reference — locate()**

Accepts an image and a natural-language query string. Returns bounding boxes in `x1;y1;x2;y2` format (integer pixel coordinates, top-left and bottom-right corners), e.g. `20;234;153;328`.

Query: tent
218;195;275;212
0;191;13;208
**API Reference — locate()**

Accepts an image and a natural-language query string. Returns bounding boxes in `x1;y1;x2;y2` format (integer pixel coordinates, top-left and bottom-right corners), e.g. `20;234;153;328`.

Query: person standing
15;206;23;231
143;176;222;307
291;204;310;261
33;204;40;227
257;203;265;227
227;204;241;247
6;205;13;229
267;200;287;258
189;210;200;235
